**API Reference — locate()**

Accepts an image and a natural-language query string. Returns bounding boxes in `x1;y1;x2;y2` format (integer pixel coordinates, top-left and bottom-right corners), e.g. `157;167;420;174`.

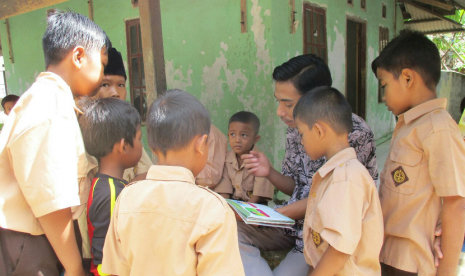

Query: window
125;19;147;121
303;4;327;63
378;27;389;102
361;0;366;10
382;3;387;19
348;0;353;5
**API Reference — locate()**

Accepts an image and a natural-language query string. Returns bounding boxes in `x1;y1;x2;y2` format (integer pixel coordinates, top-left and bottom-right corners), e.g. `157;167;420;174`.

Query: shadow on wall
437;71;465;122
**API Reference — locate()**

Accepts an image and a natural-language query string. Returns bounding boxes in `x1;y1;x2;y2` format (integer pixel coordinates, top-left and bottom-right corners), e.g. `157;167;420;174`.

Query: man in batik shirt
238;54;377;276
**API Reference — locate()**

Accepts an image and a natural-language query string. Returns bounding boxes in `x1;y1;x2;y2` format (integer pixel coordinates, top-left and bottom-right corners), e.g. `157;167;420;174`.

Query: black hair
371;31;441;91
1;95;20;109
229;111;260;135
42;10;112;68
147;89;211;156
272;54;332;94
78;97;141;159
104;48;127;80
293;86;353;135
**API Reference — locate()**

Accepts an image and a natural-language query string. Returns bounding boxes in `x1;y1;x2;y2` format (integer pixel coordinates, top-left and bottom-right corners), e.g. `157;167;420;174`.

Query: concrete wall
437;71;465;122
0;0;404;168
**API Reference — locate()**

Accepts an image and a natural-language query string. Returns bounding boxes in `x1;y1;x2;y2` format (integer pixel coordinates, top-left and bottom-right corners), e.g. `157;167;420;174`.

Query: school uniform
303;147;383;275
101;165;245;276
0;72;95;275
214;145;274;202
196;124;228;188
379;98;465;275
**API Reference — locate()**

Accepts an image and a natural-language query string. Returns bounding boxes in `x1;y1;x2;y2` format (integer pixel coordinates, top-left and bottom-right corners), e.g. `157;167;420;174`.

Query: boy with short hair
0;95;19;132
372;31;465;275
215;111;274;203
92;47;152;183
294;86;384;276
1;94;19;115
0;10;110;276
101;89;244;276
78;98;142;276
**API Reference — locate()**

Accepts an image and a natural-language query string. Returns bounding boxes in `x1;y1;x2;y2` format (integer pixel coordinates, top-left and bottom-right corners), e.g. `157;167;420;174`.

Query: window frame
125;18;147;121
303;4;328;64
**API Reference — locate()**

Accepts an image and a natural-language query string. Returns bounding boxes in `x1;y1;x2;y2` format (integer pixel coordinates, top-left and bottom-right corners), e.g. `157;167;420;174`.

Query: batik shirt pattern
276;113;378;253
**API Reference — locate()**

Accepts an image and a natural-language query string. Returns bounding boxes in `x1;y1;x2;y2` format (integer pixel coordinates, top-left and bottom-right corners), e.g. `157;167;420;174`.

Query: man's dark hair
147;89;211;156
294;86;353;135
371;31;441;91
42;10;112;68
78;98;141;159
272;54;332;94
229;111;260;135
104;48;127;80
1;95;20;109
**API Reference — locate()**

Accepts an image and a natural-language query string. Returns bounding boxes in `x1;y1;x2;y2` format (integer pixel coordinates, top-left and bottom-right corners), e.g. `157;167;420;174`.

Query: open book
226;199;295;229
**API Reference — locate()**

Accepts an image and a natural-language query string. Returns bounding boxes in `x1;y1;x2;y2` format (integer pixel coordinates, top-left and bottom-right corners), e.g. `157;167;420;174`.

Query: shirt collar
225;145;258;170
36;72;84;115
403;98;447;124
146;165;196;184
317;147;357;178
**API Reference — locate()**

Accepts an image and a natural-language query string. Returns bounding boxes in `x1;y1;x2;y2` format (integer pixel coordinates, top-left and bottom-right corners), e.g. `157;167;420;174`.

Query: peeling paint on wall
165;60;193;92
200;51;248;106
327;26;345;91
251;0;271;79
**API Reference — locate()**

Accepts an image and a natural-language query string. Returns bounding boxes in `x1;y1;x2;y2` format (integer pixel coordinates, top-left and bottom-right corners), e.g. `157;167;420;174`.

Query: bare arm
219;193;231;199
309;245;350;276
38;208;84;276
437;196;465;275
242;151;296;195
275;198;308;220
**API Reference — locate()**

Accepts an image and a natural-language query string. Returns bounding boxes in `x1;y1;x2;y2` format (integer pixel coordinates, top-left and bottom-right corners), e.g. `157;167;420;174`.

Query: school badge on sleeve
311;229;323;247
391;166;409;187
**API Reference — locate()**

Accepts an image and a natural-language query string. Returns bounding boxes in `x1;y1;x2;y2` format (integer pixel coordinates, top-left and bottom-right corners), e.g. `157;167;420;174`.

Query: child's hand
433;226;443;267
241;151;271;177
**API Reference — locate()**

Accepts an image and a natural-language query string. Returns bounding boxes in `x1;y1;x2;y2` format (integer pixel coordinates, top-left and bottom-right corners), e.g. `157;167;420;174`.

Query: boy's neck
236;146;254;167
46;63;75;93
409;88;437;110
323;135;351;161
156;150;197;177
98;155;126;180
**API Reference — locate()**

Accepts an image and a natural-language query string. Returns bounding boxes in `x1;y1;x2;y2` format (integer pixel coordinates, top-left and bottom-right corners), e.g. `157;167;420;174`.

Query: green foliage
428;10;465;73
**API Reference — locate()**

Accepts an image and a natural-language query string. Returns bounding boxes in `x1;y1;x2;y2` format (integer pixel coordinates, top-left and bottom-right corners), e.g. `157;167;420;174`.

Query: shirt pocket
384;147;423;195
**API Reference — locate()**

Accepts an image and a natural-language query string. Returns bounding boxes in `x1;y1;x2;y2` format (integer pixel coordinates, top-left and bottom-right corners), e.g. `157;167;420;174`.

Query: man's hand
241;151;271;177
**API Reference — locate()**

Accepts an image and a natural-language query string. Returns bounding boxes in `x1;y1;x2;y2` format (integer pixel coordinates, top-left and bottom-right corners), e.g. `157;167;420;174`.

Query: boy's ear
114;138;126;154
72;46;86;69
254;135;261;144
313;122;326;140
194;134;209;155
401;68;414;89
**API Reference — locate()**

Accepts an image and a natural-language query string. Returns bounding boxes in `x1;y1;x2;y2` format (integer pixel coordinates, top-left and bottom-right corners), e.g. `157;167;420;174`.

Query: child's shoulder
330;158;376;192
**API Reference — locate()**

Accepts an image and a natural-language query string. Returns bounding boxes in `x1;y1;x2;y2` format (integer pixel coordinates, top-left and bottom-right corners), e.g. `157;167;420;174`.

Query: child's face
295;118;324;160
95;75;127;100
3;101;17;115
76;48;109;97
377;68;411;116
124;126;143;168
228;122;259;156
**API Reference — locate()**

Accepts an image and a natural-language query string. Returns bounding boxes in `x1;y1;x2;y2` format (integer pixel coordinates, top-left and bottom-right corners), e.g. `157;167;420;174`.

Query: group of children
0;9;464;276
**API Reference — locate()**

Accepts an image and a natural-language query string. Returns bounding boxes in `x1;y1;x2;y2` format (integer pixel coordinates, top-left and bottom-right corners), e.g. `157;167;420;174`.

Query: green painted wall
0;0;404;171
